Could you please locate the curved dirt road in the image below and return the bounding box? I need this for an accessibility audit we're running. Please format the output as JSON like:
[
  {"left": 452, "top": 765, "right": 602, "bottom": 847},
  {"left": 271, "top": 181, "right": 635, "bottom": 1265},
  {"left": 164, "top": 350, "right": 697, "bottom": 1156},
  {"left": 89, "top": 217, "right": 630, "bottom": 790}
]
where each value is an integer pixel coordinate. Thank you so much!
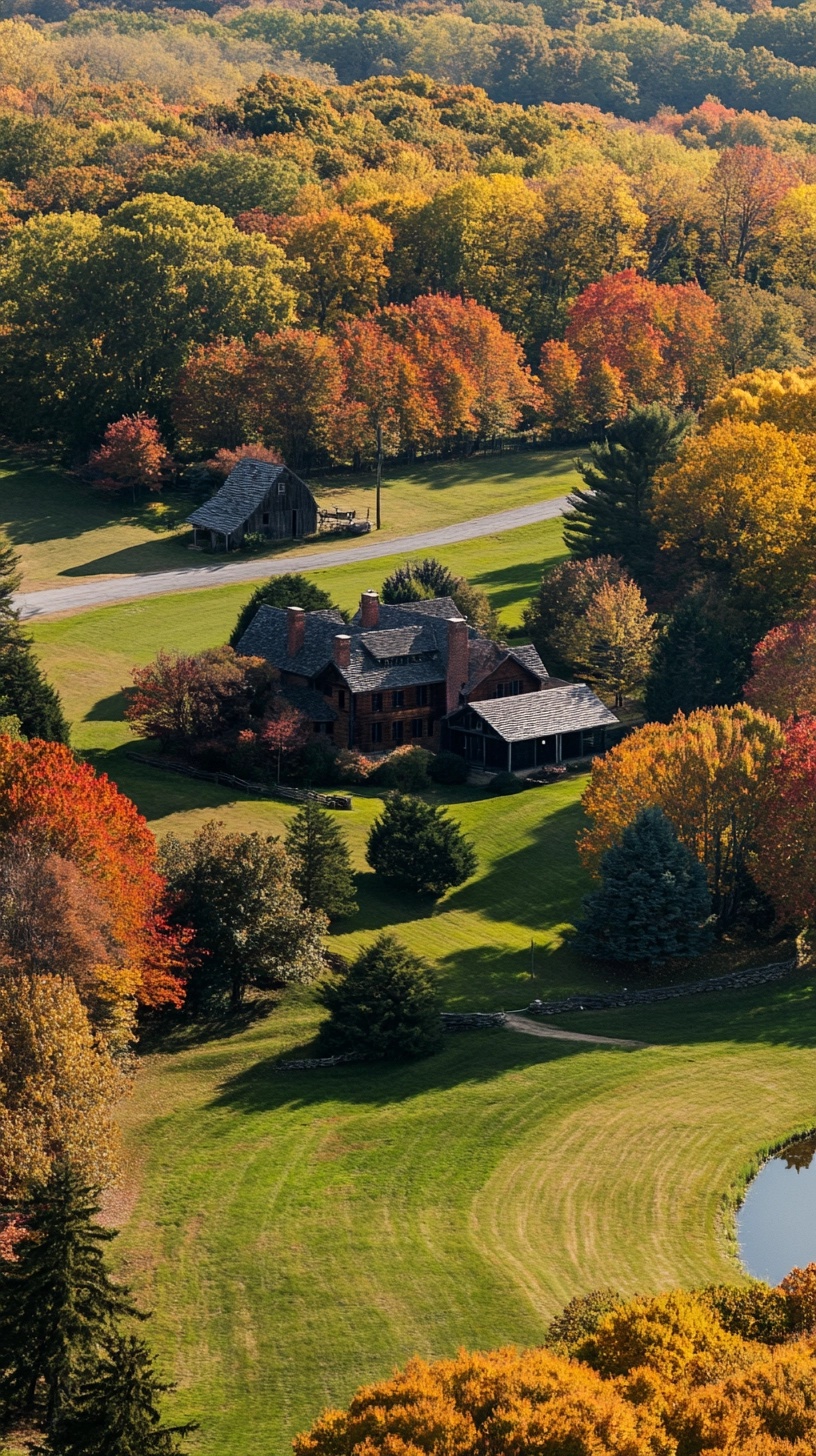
[{"left": 15, "top": 495, "right": 572, "bottom": 620}]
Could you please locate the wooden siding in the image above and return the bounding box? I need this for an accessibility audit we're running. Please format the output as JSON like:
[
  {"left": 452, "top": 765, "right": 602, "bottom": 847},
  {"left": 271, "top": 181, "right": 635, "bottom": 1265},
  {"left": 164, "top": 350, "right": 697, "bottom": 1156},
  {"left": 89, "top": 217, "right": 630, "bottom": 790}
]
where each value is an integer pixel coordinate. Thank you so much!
[{"left": 240, "top": 468, "right": 318, "bottom": 542}]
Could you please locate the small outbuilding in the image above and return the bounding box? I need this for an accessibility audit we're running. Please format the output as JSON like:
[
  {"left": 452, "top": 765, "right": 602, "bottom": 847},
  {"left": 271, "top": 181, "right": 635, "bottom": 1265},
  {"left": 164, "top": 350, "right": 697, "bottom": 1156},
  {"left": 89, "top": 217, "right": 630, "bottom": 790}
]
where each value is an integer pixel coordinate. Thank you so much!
[{"left": 188, "top": 459, "right": 318, "bottom": 550}]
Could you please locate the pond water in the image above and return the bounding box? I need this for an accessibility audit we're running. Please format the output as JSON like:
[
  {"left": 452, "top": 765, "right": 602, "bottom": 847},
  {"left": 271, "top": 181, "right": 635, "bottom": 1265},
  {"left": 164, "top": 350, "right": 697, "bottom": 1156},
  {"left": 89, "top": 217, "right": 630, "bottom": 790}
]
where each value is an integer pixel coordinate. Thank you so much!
[{"left": 738, "top": 1133, "right": 816, "bottom": 1285}]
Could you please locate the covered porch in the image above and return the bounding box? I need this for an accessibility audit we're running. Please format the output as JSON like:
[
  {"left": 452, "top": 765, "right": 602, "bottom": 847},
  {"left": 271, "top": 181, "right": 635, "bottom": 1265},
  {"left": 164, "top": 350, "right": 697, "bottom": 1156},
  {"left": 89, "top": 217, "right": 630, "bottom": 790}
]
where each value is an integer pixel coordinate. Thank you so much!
[{"left": 443, "top": 684, "right": 619, "bottom": 774}]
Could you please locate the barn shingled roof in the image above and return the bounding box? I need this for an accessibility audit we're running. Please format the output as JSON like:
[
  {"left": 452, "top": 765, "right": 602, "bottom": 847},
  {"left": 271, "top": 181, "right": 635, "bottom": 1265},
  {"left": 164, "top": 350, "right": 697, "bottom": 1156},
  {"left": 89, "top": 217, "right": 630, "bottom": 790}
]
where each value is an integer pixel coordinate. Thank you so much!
[{"left": 188, "top": 460, "right": 287, "bottom": 535}]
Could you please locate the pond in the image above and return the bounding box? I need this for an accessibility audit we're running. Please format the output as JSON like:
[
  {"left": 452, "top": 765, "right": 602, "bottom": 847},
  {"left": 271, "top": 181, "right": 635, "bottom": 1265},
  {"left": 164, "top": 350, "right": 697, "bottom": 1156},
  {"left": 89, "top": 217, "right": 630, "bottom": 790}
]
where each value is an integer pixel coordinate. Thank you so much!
[{"left": 738, "top": 1133, "right": 816, "bottom": 1285}]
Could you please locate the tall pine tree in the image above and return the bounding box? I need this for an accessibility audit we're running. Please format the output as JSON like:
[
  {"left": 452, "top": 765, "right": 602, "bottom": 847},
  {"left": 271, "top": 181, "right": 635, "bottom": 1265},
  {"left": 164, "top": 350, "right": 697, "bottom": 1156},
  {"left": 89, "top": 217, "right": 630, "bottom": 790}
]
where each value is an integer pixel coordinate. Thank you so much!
[
  {"left": 0, "top": 533, "right": 68, "bottom": 742},
  {"left": 645, "top": 587, "right": 753, "bottom": 722},
  {"left": 284, "top": 801, "right": 358, "bottom": 921},
  {"left": 565, "top": 404, "right": 691, "bottom": 584},
  {"left": 577, "top": 806, "right": 712, "bottom": 966},
  {"left": 39, "top": 1334, "right": 194, "bottom": 1456},
  {"left": 0, "top": 1166, "right": 138, "bottom": 1429}
]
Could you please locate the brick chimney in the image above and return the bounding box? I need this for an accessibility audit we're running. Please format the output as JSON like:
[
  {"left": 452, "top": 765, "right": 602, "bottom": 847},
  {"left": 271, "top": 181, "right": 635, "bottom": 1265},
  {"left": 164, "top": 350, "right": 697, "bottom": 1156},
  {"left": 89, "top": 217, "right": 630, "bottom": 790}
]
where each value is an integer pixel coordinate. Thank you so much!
[
  {"left": 287, "top": 606, "right": 305, "bottom": 657},
  {"left": 360, "top": 589, "right": 379, "bottom": 629},
  {"left": 445, "top": 617, "right": 469, "bottom": 714},
  {"left": 333, "top": 633, "right": 351, "bottom": 669}
]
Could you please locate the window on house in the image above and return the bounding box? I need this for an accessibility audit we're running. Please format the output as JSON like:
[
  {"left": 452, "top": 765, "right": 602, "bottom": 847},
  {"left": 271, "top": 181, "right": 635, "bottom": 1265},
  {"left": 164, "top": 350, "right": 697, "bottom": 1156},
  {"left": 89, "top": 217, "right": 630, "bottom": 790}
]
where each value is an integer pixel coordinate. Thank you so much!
[
  {"left": 371, "top": 692, "right": 383, "bottom": 712},
  {"left": 371, "top": 722, "right": 383, "bottom": 745},
  {"left": 412, "top": 719, "right": 423, "bottom": 738},
  {"left": 262, "top": 512, "right": 270, "bottom": 526},
  {"left": 277, "top": 480, "right": 286, "bottom": 495},
  {"left": 416, "top": 685, "right": 428, "bottom": 707},
  {"left": 392, "top": 690, "right": 404, "bottom": 709},
  {"left": 496, "top": 679, "right": 523, "bottom": 698},
  {"left": 338, "top": 690, "right": 346, "bottom": 710},
  {"left": 392, "top": 721, "right": 404, "bottom": 743},
  {"left": 427, "top": 717, "right": 435, "bottom": 736}
]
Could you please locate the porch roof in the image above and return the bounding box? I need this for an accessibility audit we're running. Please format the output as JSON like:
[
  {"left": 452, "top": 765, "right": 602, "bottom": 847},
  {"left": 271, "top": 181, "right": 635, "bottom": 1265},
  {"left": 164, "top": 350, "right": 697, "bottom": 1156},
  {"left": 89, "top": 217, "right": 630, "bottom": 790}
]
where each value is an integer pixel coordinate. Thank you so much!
[{"left": 464, "top": 684, "right": 618, "bottom": 742}]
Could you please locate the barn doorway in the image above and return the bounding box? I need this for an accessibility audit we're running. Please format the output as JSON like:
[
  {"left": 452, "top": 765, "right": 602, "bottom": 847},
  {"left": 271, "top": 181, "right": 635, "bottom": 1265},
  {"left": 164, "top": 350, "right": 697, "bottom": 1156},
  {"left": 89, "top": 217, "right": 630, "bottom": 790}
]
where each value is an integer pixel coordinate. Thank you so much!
[{"left": 292, "top": 509, "right": 299, "bottom": 537}]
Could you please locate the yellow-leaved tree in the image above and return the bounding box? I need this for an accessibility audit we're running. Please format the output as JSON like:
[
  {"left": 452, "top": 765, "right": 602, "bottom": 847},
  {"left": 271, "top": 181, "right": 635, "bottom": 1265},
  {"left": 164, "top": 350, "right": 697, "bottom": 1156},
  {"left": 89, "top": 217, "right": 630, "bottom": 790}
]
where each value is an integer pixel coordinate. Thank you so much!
[
  {"left": 0, "top": 974, "right": 122, "bottom": 1199},
  {"left": 651, "top": 418, "right": 816, "bottom": 615},
  {"left": 701, "top": 364, "right": 816, "bottom": 443},
  {"left": 579, "top": 705, "right": 783, "bottom": 925}
]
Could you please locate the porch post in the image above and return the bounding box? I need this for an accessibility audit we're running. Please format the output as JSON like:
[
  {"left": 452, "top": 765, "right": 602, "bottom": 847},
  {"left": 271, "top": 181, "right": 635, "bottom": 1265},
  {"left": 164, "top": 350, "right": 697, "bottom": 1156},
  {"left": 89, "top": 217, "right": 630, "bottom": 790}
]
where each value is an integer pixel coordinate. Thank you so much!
[
  {"left": 556, "top": 734, "right": 562, "bottom": 763},
  {"left": 507, "top": 740, "right": 512, "bottom": 771}
]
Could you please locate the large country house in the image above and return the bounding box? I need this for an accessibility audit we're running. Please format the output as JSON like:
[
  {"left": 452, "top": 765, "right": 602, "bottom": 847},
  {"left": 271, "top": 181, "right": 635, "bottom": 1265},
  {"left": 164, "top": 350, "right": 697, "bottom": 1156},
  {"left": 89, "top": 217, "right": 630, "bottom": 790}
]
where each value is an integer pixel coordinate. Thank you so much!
[{"left": 237, "top": 589, "right": 619, "bottom": 773}]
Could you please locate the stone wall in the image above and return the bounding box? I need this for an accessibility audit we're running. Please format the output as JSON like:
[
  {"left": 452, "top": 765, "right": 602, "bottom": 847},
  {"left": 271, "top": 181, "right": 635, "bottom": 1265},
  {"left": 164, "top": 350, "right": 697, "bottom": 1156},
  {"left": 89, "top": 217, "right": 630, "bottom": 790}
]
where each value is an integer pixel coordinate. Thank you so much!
[
  {"left": 441, "top": 1011, "right": 508, "bottom": 1031},
  {"left": 523, "top": 956, "right": 798, "bottom": 1018}
]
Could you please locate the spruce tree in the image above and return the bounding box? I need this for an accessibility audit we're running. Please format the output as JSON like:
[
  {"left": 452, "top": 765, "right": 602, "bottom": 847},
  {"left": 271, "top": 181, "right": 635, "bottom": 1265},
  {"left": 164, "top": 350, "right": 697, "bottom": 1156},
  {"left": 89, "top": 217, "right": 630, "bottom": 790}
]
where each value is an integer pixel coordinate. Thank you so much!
[
  {"left": 0, "top": 1166, "right": 138, "bottom": 1429},
  {"left": 284, "top": 801, "right": 358, "bottom": 920},
  {"left": 0, "top": 533, "right": 68, "bottom": 743},
  {"left": 577, "top": 806, "right": 712, "bottom": 966},
  {"left": 40, "top": 1335, "right": 194, "bottom": 1456},
  {"left": 366, "top": 793, "right": 476, "bottom": 898},
  {"left": 565, "top": 404, "right": 692, "bottom": 584},
  {"left": 229, "top": 573, "right": 338, "bottom": 647},
  {"left": 645, "top": 587, "right": 753, "bottom": 722},
  {"left": 319, "top": 934, "right": 443, "bottom": 1060}
]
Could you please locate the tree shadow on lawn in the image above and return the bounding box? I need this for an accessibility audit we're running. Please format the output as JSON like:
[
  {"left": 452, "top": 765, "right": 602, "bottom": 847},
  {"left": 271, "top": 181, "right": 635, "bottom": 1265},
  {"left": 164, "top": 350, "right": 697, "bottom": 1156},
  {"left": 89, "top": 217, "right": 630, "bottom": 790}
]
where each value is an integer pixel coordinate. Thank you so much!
[
  {"left": 209, "top": 1020, "right": 619, "bottom": 1117},
  {"left": 443, "top": 795, "right": 591, "bottom": 933},
  {"left": 470, "top": 552, "right": 569, "bottom": 615},
  {"left": 314, "top": 448, "right": 580, "bottom": 499},
  {"left": 84, "top": 690, "right": 130, "bottom": 722},
  {"left": 0, "top": 459, "right": 191, "bottom": 547}
]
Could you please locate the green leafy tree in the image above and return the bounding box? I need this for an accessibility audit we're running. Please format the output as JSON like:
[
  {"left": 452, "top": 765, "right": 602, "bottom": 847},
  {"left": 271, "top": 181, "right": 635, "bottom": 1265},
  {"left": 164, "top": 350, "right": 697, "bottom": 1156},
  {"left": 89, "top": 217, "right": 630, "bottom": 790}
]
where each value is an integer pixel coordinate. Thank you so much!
[
  {"left": 230, "top": 573, "right": 339, "bottom": 648},
  {"left": 577, "top": 806, "right": 712, "bottom": 965},
  {"left": 381, "top": 557, "right": 456, "bottom": 604},
  {"left": 284, "top": 801, "right": 358, "bottom": 921},
  {"left": 0, "top": 197, "right": 298, "bottom": 445},
  {"left": 565, "top": 404, "right": 692, "bottom": 584},
  {"left": 522, "top": 556, "right": 625, "bottom": 680},
  {"left": 0, "top": 533, "right": 68, "bottom": 743},
  {"left": 366, "top": 793, "right": 476, "bottom": 898},
  {"left": 0, "top": 1166, "right": 138, "bottom": 1430},
  {"left": 318, "top": 934, "right": 443, "bottom": 1061},
  {"left": 571, "top": 577, "right": 657, "bottom": 707},
  {"left": 160, "top": 821, "right": 326, "bottom": 1011},
  {"left": 40, "top": 1334, "right": 194, "bottom": 1456},
  {"left": 645, "top": 587, "right": 753, "bottom": 722}
]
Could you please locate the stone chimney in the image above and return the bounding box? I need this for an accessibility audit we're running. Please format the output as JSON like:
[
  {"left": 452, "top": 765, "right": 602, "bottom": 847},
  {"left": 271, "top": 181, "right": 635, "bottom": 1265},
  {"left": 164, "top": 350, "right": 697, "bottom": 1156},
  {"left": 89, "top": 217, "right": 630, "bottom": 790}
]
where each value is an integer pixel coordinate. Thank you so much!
[
  {"left": 287, "top": 606, "right": 305, "bottom": 657},
  {"left": 445, "top": 617, "right": 469, "bottom": 714},
  {"left": 360, "top": 589, "right": 379, "bottom": 629},
  {"left": 333, "top": 633, "right": 351, "bottom": 670}
]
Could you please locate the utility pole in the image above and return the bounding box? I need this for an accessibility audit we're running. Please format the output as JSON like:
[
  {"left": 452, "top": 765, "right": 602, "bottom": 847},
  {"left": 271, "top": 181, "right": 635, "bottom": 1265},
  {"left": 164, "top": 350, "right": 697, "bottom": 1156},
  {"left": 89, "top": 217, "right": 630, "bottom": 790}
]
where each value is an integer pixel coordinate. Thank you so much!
[{"left": 376, "top": 421, "right": 382, "bottom": 531}]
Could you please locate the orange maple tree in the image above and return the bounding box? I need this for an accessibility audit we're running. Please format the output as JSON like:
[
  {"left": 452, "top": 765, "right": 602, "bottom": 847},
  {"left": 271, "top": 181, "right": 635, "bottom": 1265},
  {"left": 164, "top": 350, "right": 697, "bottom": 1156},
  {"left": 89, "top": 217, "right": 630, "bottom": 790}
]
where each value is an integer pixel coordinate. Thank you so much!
[{"left": 0, "top": 736, "right": 186, "bottom": 1009}]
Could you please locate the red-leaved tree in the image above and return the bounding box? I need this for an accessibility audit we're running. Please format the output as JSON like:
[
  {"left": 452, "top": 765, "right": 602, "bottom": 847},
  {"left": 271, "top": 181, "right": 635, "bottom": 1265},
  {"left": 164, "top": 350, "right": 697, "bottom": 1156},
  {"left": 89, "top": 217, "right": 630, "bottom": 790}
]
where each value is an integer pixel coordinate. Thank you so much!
[
  {"left": 745, "top": 610, "right": 816, "bottom": 721},
  {"left": 87, "top": 414, "right": 171, "bottom": 499},
  {"left": 261, "top": 700, "right": 310, "bottom": 783},
  {"left": 755, "top": 713, "right": 816, "bottom": 926},
  {"left": 0, "top": 735, "right": 187, "bottom": 1008}
]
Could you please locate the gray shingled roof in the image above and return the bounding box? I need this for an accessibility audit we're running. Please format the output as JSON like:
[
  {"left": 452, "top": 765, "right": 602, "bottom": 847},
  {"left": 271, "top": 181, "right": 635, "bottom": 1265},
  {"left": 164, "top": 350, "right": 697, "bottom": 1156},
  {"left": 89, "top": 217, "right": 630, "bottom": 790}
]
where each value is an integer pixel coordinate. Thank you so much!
[
  {"left": 350, "top": 597, "right": 465, "bottom": 627},
  {"left": 360, "top": 625, "right": 438, "bottom": 660},
  {"left": 464, "top": 639, "right": 549, "bottom": 694},
  {"left": 466, "top": 684, "right": 618, "bottom": 742},
  {"left": 237, "top": 606, "right": 345, "bottom": 677},
  {"left": 188, "top": 460, "right": 285, "bottom": 535},
  {"left": 281, "top": 686, "right": 338, "bottom": 723}
]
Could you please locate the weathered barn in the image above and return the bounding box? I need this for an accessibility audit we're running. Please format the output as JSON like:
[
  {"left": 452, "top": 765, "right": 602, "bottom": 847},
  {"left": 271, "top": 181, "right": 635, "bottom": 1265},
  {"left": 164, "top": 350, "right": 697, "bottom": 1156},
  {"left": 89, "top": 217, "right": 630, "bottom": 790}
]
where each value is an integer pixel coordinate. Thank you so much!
[{"left": 187, "top": 460, "right": 318, "bottom": 550}]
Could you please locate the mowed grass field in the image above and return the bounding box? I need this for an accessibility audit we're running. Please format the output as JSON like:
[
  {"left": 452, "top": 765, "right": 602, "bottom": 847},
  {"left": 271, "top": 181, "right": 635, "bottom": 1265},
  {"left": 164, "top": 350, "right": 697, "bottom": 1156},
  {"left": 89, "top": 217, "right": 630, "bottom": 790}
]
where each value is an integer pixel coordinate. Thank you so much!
[
  {"left": 115, "top": 973, "right": 816, "bottom": 1456},
  {"left": 2, "top": 447, "right": 580, "bottom": 590}
]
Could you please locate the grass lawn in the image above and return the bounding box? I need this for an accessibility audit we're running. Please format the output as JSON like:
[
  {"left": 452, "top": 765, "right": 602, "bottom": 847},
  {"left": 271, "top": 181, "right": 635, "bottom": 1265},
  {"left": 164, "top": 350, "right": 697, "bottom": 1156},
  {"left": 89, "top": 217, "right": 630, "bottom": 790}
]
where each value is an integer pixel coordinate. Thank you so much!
[
  {"left": 2, "top": 448, "right": 579, "bottom": 591},
  {"left": 115, "top": 971, "right": 816, "bottom": 1456}
]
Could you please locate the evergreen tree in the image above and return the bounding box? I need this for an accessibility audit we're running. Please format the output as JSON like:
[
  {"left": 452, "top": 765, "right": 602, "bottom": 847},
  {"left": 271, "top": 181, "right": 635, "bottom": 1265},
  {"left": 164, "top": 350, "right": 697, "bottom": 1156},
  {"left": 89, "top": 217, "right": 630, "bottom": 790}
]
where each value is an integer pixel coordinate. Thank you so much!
[
  {"left": 381, "top": 558, "right": 457, "bottom": 604},
  {"left": 577, "top": 806, "right": 712, "bottom": 966},
  {"left": 0, "top": 534, "right": 68, "bottom": 743},
  {"left": 319, "top": 934, "right": 443, "bottom": 1061},
  {"left": 40, "top": 1334, "right": 194, "bottom": 1456},
  {"left": 0, "top": 1166, "right": 138, "bottom": 1429},
  {"left": 565, "top": 404, "right": 692, "bottom": 583},
  {"left": 284, "top": 801, "right": 358, "bottom": 921},
  {"left": 229, "top": 573, "right": 339, "bottom": 647},
  {"left": 366, "top": 793, "right": 476, "bottom": 898},
  {"left": 645, "top": 587, "right": 753, "bottom": 722}
]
